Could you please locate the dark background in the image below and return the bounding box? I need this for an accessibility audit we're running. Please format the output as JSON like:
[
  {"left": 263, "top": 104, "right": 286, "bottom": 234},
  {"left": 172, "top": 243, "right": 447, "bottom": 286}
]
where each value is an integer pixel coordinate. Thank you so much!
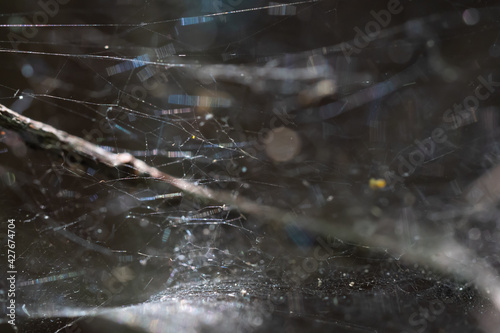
[{"left": 1, "top": 0, "right": 500, "bottom": 332}]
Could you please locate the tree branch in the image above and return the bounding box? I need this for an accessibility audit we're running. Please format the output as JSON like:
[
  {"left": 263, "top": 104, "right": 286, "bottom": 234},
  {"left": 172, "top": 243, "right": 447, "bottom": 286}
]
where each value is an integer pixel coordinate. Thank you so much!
[
  {"left": 0, "top": 103, "right": 294, "bottom": 231},
  {"left": 2, "top": 103, "right": 500, "bottom": 314}
]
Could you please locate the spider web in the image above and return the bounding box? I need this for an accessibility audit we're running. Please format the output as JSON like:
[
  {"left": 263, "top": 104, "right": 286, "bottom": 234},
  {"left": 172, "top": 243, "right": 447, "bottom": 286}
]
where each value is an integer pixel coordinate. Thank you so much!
[{"left": 1, "top": 1, "right": 500, "bottom": 332}]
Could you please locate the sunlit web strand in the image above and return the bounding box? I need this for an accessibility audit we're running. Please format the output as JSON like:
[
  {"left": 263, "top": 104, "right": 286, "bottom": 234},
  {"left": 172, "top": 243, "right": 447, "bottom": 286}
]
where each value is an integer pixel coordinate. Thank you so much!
[
  {"left": 0, "top": 48, "right": 194, "bottom": 68},
  {"left": 0, "top": 0, "right": 321, "bottom": 28}
]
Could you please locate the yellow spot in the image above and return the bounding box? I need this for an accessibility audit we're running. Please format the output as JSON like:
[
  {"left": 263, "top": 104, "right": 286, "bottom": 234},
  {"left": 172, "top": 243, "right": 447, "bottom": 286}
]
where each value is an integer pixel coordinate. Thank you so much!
[
  {"left": 2, "top": 172, "right": 16, "bottom": 186},
  {"left": 369, "top": 178, "right": 386, "bottom": 190}
]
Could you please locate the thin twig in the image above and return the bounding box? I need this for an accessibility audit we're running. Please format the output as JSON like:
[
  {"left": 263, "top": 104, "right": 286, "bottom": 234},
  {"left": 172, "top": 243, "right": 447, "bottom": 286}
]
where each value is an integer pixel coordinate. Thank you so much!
[
  {"left": 2, "top": 103, "right": 500, "bottom": 314},
  {"left": 0, "top": 103, "right": 298, "bottom": 230}
]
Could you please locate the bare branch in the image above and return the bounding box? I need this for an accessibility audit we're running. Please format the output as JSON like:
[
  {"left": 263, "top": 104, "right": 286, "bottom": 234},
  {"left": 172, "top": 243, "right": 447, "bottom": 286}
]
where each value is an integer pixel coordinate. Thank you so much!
[
  {"left": 0, "top": 103, "right": 295, "bottom": 231},
  {"left": 2, "top": 103, "right": 500, "bottom": 314}
]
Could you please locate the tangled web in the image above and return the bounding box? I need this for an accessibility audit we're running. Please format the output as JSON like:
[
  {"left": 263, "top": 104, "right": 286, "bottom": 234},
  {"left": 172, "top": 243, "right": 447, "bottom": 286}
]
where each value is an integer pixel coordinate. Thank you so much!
[{"left": 1, "top": 0, "right": 500, "bottom": 332}]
